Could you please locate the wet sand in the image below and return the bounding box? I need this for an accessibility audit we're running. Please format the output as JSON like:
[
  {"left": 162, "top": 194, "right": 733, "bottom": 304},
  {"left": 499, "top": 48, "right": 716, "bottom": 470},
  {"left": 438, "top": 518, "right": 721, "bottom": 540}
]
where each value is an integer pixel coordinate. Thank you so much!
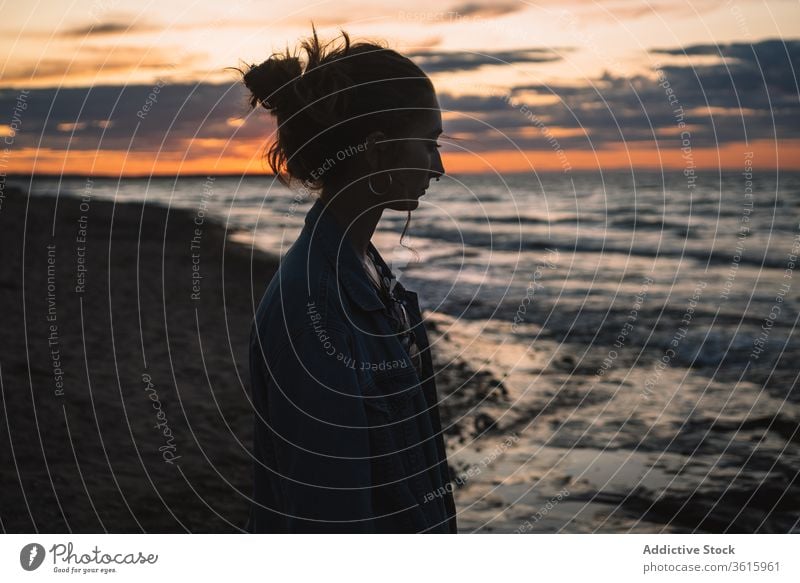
[{"left": 426, "top": 304, "right": 799, "bottom": 533}]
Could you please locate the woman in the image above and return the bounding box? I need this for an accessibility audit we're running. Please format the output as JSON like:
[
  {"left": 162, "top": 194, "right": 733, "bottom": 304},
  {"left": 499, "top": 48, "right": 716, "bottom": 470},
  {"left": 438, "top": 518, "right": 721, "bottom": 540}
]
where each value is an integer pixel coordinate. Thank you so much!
[{"left": 242, "top": 27, "right": 457, "bottom": 533}]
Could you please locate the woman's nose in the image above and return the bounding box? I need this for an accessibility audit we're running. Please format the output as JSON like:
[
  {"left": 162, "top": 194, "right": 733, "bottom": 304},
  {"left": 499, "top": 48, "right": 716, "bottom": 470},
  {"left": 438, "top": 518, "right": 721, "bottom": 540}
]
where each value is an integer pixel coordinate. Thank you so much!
[{"left": 431, "top": 153, "right": 445, "bottom": 181}]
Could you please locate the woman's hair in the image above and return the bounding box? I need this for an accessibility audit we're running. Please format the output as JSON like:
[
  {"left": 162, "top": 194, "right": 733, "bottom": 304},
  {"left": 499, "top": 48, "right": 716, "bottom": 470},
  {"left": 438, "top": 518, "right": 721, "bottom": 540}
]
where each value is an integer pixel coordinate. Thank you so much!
[{"left": 237, "top": 25, "right": 435, "bottom": 192}]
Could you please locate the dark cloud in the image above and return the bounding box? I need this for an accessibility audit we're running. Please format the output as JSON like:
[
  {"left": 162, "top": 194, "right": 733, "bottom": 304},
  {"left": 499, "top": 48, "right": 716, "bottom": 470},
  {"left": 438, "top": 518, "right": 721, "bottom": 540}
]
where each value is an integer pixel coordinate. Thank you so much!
[
  {"left": 652, "top": 39, "right": 800, "bottom": 94},
  {"left": 0, "top": 81, "right": 265, "bottom": 154},
  {"left": 651, "top": 38, "right": 797, "bottom": 60},
  {"left": 553, "top": 0, "right": 741, "bottom": 21},
  {"left": 58, "top": 20, "right": 157, "bottom": 37},
  {"left": 407, "top": 48, "right": 567, "bottom": 73},
  {"left": 438, "top": 38, "right": 799, "bottom": 150},
  {"left": 447, "top": 2, "right": 523, "bottom": 18}
]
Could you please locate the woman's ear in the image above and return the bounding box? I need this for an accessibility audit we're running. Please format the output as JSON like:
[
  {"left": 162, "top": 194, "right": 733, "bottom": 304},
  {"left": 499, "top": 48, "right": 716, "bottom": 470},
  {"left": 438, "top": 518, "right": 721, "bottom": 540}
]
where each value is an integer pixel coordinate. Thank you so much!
[{"left": 363, "top": 130, "right": 389, "bottom": 171}]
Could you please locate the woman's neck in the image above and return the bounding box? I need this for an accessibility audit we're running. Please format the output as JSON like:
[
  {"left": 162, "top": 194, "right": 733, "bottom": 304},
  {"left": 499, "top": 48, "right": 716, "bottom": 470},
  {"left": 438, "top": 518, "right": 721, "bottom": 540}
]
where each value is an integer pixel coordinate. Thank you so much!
[{"left": 319, "top": 193, "right": 383, "bottom": 261}]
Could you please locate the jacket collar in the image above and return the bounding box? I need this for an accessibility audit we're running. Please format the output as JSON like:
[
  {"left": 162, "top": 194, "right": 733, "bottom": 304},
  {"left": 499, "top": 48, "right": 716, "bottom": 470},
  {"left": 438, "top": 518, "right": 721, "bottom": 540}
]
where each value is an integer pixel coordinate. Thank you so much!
[{"left": 303, "top": 198, "right": 386, "bottom": 312}]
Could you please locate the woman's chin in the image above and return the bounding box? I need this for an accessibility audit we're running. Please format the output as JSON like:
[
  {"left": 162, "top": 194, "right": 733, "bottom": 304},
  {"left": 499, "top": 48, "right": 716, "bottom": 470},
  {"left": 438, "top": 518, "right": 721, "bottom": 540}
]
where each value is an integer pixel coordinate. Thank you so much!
[{"left": 386, "top": 197, "right": 420, "bottom": 211}]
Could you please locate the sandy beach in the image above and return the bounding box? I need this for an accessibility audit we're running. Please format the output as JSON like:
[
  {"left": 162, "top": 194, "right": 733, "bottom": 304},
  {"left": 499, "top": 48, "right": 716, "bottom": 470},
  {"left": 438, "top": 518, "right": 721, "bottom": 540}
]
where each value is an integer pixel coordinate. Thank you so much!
[{"left": 0, "top": 186, "right": 282, "bottom": 531}]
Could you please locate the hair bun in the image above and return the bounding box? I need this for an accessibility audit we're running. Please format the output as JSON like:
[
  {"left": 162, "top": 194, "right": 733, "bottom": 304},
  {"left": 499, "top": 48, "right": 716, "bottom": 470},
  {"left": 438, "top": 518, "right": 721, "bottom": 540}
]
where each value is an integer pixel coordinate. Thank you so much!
[
  {"left": 242, "top": 55, "right": 303, "bottom": 113},
  {"left": 235, "top": 26, "right": 432, "bottom": 190}
]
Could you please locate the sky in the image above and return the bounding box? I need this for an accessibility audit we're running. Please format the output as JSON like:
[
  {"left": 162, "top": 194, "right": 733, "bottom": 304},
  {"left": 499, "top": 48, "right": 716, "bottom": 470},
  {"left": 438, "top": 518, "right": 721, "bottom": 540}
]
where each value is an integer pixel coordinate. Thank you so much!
[{"left": 1, "top": 0, "right": 799, "bottom": 175}]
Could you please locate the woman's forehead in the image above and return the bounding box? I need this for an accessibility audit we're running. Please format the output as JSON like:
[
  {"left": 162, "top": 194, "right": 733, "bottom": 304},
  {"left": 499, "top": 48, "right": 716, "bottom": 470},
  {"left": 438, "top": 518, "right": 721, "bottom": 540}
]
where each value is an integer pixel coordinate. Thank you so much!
[{"left": 407, "top": 107, "right": 442, "bottom": 136}]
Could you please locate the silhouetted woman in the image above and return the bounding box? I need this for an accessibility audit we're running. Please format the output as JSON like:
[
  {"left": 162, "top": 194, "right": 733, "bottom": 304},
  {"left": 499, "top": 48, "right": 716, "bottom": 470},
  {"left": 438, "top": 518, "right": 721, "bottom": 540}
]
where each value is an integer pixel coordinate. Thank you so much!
[{"left": 241, "top": 27, "right": 457, "bottom": 533}]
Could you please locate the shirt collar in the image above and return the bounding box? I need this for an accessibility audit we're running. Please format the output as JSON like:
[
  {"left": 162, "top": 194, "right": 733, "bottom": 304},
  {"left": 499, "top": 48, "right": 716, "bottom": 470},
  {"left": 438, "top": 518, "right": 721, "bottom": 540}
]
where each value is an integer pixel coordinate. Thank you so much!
[{"left": 303, "top": 197, "right": 386, "bottom": 312}]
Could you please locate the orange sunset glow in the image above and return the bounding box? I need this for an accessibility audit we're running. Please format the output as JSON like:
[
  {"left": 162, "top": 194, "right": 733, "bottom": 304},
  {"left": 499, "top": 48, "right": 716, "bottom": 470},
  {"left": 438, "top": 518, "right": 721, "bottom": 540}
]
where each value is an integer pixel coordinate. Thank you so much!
[{"left": 8, "top": 140, "right": 799, "bottom": 177}]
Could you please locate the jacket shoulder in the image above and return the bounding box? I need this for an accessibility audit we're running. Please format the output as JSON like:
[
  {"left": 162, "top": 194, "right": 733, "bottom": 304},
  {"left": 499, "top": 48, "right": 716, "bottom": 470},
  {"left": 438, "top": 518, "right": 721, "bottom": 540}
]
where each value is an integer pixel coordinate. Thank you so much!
[{"left": 253, "top": 235, "right": 349, "bottom": 354}]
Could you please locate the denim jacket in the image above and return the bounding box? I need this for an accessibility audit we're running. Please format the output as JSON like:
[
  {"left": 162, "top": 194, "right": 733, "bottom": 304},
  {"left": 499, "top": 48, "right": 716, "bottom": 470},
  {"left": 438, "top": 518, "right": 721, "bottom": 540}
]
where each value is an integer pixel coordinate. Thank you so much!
[{"left": 245, "top": 198, "right": 458, "bottom": 533}]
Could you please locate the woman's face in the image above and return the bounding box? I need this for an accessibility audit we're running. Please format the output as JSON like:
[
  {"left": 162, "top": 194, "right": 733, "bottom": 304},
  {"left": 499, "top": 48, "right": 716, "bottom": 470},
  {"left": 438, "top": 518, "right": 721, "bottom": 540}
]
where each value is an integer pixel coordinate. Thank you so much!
[{"left": 381, "top": 93, "right": 445, "bottom": 212}]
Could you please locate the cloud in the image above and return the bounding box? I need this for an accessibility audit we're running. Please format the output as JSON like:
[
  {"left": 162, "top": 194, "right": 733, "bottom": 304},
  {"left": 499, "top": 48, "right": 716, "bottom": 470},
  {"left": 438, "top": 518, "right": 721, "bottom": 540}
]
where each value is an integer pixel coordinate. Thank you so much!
[
  {"left": 403, "top": 0, "right": 728, "bottom": 23},
  {"left": 436, "top": 38, "right": 799, "bottom": 150},
  {"left": 447, "top": 1, "right": 523, "bottom": 18},
  {"left": 651, "top": 39, "right": 800, "bottom": 94},
  {"left": 0, "top": 81, "right": 264, "bottom": 155},
  {"left": 58, "top": 19, "right": 158, "bottom": 37},
  {"left": 1, "top": 45, "right": 202, "bottom": 85},
  {"left": 407, "top": 47, "right": 569, "bottom": 73},
  {"left": 530, "top": 0, "right": 742, "bottom": 21},
  {"left": 652, "top": 38, "right": 798, "bottom": 60},
  {"left": 651, "top": 39, "right": 800, "bottom": 104},
  {"left": 1, "top": 39, "right": 795, "bottom": 167}
]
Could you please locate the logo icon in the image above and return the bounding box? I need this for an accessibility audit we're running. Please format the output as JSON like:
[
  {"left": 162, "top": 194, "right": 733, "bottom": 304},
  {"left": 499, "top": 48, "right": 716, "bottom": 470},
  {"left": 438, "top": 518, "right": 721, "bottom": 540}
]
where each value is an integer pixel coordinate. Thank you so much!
[{"left": 20, "top": 543, "right": 46, "bottom": 571}]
